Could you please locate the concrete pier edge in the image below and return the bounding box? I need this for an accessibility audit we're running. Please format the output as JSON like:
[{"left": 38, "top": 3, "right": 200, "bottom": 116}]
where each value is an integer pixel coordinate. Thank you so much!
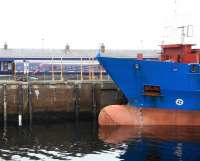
[{"left": 0, "top": 80, "right": 127, "bottom": 124}]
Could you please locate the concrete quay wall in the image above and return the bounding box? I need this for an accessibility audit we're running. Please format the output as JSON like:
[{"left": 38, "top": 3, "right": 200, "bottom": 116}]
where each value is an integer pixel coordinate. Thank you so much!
[{"left": 0, "top": 80, "right": 127, "bottom": 123}]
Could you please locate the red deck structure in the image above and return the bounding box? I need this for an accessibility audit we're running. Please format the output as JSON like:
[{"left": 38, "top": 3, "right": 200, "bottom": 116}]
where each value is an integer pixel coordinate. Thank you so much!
[{"left": 161, "top": 44, "right": 200, "bottom": 63}]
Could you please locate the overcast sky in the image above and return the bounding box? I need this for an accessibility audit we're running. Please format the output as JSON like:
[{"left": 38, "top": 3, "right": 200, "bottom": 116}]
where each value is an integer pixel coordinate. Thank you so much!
[{"left": 0, "top": 0, "right": 199, "bottom": 49}]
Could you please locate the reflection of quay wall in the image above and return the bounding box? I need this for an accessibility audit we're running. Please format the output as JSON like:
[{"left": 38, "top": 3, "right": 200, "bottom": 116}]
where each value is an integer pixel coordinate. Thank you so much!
[
  {"left": 0, "top": 122, "right": 108, "bottom": 160},
  {"left": 0, "top": 80, "right": 126, "bottom": 122}
]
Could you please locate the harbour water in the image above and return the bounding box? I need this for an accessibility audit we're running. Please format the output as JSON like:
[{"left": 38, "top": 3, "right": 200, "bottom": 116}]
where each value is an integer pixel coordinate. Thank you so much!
[{"left": 0, "top": 122, "right": 200, "bottom": 161}]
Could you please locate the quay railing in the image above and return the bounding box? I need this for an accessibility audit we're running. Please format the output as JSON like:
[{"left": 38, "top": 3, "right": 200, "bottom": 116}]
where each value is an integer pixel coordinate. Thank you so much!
[{"left": 6, "top": 57, "right": 111, "bottom": 82}]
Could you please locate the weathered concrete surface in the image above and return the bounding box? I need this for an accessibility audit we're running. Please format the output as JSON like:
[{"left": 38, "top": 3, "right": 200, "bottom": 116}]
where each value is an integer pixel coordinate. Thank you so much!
[{"left": 0, "top": 80, "right": 127, "bottom": 123}]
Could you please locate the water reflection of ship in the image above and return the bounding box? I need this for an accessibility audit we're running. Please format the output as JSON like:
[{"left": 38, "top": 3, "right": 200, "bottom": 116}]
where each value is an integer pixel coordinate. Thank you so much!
[{"left": 99, "top": 126, "right": 200, "bottom": 161}]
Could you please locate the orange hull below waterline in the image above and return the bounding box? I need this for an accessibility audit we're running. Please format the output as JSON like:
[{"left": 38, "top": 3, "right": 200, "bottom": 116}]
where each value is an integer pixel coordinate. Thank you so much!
[{"left": 98, "top": 105, "right": 200, "bottom": 126}]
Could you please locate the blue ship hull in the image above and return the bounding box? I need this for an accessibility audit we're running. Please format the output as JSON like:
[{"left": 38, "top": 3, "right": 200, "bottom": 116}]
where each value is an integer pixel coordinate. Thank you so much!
[{"left": 97, "top": 55, "right": 200, "bottom": 110}]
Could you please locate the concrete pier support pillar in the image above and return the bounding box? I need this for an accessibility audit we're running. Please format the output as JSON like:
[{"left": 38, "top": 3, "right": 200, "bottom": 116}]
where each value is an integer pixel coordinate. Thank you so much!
[
  {"left": 92, "top": 83, "right": 97, "bottom": 119},
  {"left": 18, "top": 84, "right": 23, "bottom": 126},
  {"left": 3, "top": 84, "right": 7, "bottom": 128},
  {"left": 74, "top": 83, "right": 80, "bottom": 120},
  {"left": 28, "top": 84, "right": 32, "bottom": 125}
]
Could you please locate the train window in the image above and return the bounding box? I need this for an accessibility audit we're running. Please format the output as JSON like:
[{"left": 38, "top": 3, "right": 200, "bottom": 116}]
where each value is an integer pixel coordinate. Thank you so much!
[
  {"left": 0, "top": 62, "right": 14, "bottom": 72},
  {"left": 8, "top": 62, "right": 12, "bottom": 70},
  {"left": 0, "top": 62, "right": 3, "bottom": 71},
  {"left": 3, "top": 62, "right": 8, "bottom": 71}
]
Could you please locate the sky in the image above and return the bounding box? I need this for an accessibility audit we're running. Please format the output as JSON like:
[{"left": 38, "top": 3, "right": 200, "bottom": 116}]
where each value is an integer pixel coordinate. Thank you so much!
[{"left": 0, "top": 0, "right": 199, "bottom": 49}]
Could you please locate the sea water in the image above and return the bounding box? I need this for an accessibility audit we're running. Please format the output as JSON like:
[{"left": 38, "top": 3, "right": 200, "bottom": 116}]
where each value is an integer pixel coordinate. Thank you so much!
[{"left": 0, "top": 122, "right": 200, "bottom": 161}]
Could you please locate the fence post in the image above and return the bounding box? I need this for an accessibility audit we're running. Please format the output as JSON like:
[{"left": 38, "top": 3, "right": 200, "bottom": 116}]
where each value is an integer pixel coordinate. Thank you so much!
[
  {"left": 80, "top": 57, "right": 83, "bottom": 81},
  {"left": 100, "top": 66, "right": 103, "bottom": 81},
  {"left": 92, "top": 58, "right": 94, "bottom": 80},
  {"left": 51, "top": 57, "right": 55, "bottom": 81},
  {"left": 88, "top": 57, "right": 91, "bottom": 80},
  {"left": 60, "top": 57, "right": 64, "bottom": 81}
]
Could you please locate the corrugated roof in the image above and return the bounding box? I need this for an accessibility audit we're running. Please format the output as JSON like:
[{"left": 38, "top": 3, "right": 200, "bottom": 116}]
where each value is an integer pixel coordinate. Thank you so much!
[{"left": 0, "top": 48, "right": 160, "bottom": 59}]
